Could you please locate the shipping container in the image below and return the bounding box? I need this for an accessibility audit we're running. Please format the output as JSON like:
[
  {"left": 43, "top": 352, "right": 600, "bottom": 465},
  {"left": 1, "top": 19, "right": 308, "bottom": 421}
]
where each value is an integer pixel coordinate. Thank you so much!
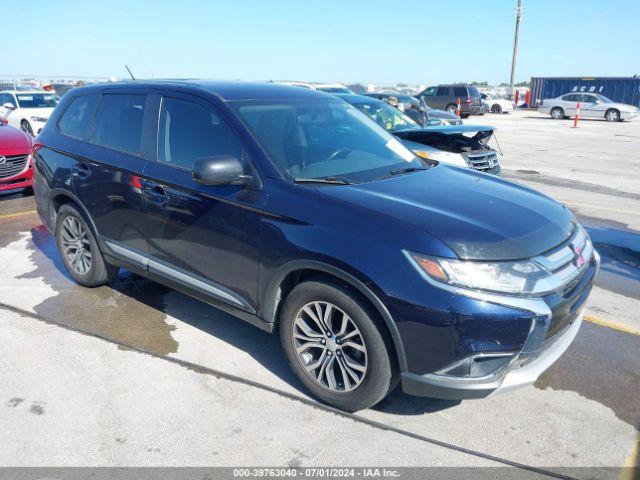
[{"left": 530, "top": 77, "right": 640, "bottom": 108}]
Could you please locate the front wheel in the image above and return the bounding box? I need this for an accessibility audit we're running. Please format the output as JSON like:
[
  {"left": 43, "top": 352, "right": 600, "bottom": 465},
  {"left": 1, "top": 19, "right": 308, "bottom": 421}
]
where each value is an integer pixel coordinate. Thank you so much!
[
  {"left": 279, "top": 281, "right": 396, "bottom": 411},
  {"left": 550, "top": 107, "right": 564, "bottom": 119},
  {"left": 605, "top": 109, "right": 620, "bottom": 122},
  {"left": 491, "top": 104, "right": 502, "bottom": 114},
  {"left": 20, "top": 120, "right": 34, "bottom": 136},
  {"left": 445, "top": 104, "right": 457, "bottom": 114}
]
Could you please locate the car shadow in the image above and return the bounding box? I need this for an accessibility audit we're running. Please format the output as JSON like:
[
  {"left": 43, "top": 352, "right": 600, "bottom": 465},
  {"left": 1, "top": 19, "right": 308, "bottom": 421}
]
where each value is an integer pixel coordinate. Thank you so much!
[{"left": 27, "top": 226, "right": 458, "bottom": 416}]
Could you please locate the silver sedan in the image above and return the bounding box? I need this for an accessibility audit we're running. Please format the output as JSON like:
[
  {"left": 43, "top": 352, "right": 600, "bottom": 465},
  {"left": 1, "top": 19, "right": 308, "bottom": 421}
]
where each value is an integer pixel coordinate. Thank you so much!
[{"left": 539, "top": 93, "right": 639, "bottom": 121}]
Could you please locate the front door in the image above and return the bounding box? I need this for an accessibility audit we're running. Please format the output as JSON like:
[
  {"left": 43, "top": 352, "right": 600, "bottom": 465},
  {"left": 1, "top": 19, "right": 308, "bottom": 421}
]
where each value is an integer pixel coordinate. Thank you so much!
[{"left": 141, "top": 94, "right": 264, "bottom": 313}]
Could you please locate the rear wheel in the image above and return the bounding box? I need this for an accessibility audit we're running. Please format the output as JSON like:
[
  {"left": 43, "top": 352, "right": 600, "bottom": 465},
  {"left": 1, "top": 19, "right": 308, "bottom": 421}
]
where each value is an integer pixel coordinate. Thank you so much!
[
  {"left": 55, "top": 204, "right": 118, "bottom": 287},
  {"left": 279, "top": 281, "right": 396, "bottom": 411},
  {"left": 20, "top": 120, "right": 34, "bottom": 136},
  {"left": 605, "top": 109, "right": 620, "bottom": 122},
  {"left": 550, "top": 107, "right": 564, "bottom": 119},
  {"left": 491, "top": 104, "right": 502, "bottom": 114}
]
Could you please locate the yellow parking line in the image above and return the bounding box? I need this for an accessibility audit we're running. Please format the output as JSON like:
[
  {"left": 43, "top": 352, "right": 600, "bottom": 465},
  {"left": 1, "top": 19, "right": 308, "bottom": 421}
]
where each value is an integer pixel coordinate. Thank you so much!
[
  {"left": 619, "top": 433, "right": 639, "bottom": 480},
  {"left": 0, "top": 209, "right": 37, "bottom": 220},
  {"left": 584, "top": 314, "right": 640, "bottom": 336}
]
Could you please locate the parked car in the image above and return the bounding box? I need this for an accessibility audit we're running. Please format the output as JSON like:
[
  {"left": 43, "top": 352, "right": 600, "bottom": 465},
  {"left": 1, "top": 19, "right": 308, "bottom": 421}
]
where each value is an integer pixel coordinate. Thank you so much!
[
  {"left": 338, "top": 94, "right": 501, "bottom": 174},
  {"left": 366, "top": 92, "right": 462, "bottom": 125},
  {"left": 314, "top": 83, "right": 354, "bottom": 94},
  {"left": 0, "top": 90, "right": 60, "bottom": 136},
  {"left": 539, "top": 93, "right": 640, "bottom": 121},
  {"left": 0, "top": 122, "right": 33, "bottom": 193},
  {"left": 481, "top": 94, "right": 515, "bottom": 114},
  {"left": 34, "top": 81, "right": 598, "bottom": 411},
  {"left": 417, "top": 84, "right": 483, "bottom": 118}
]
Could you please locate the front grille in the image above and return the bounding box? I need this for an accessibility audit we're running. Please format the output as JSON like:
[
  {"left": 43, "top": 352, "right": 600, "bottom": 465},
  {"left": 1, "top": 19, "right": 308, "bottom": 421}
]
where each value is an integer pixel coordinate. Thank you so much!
[
  {"left": 0, "top": 155, "right": 29, "bottom": 179},
  {"left": 465, "top": 151, "right": 498, "bottom": 171}
]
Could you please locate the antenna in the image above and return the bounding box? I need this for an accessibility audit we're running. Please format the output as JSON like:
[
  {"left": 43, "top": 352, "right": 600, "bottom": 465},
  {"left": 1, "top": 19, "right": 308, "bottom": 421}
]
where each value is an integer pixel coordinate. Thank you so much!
[{"left": 125, "top": 65, "right": 136, "bottom": 80}]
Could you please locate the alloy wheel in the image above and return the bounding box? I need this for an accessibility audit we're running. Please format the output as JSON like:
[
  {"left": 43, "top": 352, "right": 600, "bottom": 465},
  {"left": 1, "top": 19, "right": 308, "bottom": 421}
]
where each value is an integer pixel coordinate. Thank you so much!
[
  {"left": 606, "top": 110, "right": 619, "bottom": 121},
  {"left": 21, "top": 121, "right": 34, "bottom": 136},
  {"left": 60, "top": 216, "right": 92, "bottom": 275},
  {"left": 292, "top": 301, "right": 367, "bottom": 392}
]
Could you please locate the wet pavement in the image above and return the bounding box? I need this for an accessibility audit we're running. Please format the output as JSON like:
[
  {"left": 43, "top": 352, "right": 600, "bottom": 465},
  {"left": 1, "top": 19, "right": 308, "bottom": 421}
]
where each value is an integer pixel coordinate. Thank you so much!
[{"left": 1, "top": 188, "right": 638, "bottom": 472}]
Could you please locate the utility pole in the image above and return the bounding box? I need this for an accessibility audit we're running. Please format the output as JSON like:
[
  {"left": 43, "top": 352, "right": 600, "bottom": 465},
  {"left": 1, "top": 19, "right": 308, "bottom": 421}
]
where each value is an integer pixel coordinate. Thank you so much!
[{"left": 509, "top": 0, "right": 523, "bottom": 94}]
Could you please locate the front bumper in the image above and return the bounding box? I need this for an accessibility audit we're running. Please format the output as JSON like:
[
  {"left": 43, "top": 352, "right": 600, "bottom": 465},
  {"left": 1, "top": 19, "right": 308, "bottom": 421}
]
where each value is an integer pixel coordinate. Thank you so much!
[
  {"left": 621, "top": 111, "right": 639, "bottom": 121},
  {"left": 399, "top": 243, "right": 599, "bottom": 400},
  {"left": 401, "top": 309, "right": 583, "bottom": 399}
]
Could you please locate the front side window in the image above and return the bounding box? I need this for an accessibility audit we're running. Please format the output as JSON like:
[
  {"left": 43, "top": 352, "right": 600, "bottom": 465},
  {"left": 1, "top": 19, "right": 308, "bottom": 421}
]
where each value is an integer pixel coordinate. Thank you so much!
[
  {"left": 158, "top": 97, "right": 244, "bottom": 170},
  {"left": 16, "top": 93, "right": 59, "bottom": 108},
  {"left": 232, "top": 98, "right": 422, "bottom": 183},
  {"left": 91, "top": 94, "right": 146, "bottom": 155},
  {"left": 421, "top": 87, "right": 437, "bottom": 97},
  {"left": 57, "top": 95, "right": 99, "bottom": 139}
]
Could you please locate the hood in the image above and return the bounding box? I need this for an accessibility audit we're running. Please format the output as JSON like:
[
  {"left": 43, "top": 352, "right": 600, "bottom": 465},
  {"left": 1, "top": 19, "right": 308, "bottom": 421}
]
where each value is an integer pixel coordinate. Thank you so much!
[
  {"left": 394, "top": 124, "right": 495, "bottom": 143},
  {"left": 316, "top": 165, "right": 574, "bottom": 261},
  {"left": 425, "top": 109, "right": 459, "bottom": 121},
  {"left": 0, "top": 125, "right": 31, "bottom": 150},
  {"left": 610, "top": 102, "right": 639, "bottom": 112}
]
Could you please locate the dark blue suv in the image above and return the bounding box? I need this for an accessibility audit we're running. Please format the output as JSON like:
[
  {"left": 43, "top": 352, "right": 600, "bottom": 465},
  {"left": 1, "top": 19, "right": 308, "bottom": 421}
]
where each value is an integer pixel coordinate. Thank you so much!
[{"left": 33, "top": 81, "right": 599, "bottom": 411}]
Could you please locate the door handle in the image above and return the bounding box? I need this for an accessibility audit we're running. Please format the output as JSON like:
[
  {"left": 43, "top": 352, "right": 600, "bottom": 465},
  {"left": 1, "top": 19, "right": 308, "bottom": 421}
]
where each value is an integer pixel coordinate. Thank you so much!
[
  {"left": 143, "top": 183, "right": 169, "bottom": 206},
  {"left": 71, "top": 163, "right": 91, "bottom": 179}
]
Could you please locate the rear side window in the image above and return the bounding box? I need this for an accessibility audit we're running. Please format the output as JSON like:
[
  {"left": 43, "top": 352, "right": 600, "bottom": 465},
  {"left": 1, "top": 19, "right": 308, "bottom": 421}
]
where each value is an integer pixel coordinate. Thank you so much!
[
  {"left": 57, "top": 95, "right": 98, "bottom": 139},
  {"left": 158, "top": 97, "right": 243, "bottom": 170},
  {"left": 453, "top": 86, "right": 468, "bottom": 97},
  {"left": 91, "top": 94, "right": 146, "bottom": 155},
  {"left": 436, "top": 86, "right": 451, "bottom": 96}
]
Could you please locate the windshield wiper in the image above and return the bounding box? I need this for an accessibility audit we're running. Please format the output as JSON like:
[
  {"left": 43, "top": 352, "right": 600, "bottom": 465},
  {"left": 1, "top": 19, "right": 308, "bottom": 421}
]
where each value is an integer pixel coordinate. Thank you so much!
[
  {"left": 373, "top": 166, "right": 429, "bottom": 182},
  {"left": 293, "top": 176, "right": 356, "bottom": 185}
]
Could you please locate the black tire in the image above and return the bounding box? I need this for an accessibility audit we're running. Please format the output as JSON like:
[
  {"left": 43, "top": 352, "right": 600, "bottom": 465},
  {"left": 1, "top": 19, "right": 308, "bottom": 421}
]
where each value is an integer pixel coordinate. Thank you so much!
[
  {"left": 461, "top": 113, "right": 470, "bottom": 119},
  {"left": 605, "top": 109, "right": 620, "bottom": 122},
  {"left": 22, "top": 186, "right": 34, "bottom": 196},
  {"left": 445, "top": 104, "right": 458, "bottom": 114},
  {"left": 279, "top": 280, "right": 396, "bottom": 411},
  {"left": 55, "top": 204, "right": 118, "bottom": 287},
  {"left": 550, "top": 107, "right": 564, "bottom": 120},
  {"left": 491, "top": 104, "right": 502, "bottom": 114},
  {"left": 20, "top": 120, "right": 34, "bottom": 136}
]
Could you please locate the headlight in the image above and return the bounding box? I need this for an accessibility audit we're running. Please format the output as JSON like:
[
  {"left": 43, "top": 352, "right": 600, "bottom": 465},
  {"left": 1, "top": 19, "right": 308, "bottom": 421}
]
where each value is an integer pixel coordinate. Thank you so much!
[
  {"left": 406, "top": 226, "right": 594, "bottom": 296},
  {"left": 30, "top": 116, "right": 48, "bottom": 123},
  {"left": 413, "top": 150, "right": 468, "bottom": 167},
  {"left": 407, "top": 252, "right": 547, "bottom": 294}
]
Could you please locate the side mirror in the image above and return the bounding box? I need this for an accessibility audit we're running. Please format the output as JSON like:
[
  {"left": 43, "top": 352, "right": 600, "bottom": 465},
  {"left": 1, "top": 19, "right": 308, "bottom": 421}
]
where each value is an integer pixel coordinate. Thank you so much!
[
  {"left": 2, "top": 103, "right": 15, "bottom": 110},
  {"left": 192, "top": 155, "right": 253, "bottom": 187}
]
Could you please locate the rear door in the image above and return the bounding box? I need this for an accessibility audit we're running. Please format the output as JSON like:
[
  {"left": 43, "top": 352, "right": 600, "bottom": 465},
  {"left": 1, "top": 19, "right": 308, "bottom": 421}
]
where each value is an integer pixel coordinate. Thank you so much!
[
  {"left": 140, "top": 93, "right": 264, "bottom": 314},
  {"left": 71, "top": 91, "right": 154, "bottom": 266},
  {"left": 434, "top": 86, "right": 453, "bottom": 110},
  {"left": 561, "top": 94, "right": 580, "bottom": 116}
]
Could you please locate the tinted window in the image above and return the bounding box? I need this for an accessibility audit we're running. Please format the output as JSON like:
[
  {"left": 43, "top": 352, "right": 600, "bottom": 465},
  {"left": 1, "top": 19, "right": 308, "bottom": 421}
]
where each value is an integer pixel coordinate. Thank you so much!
[
  {"left": 453, "top": 86, "right": 468, "bottom": 97},
  {"left": 233, "top": 99, "right": 422, "bottom": 183},
  {"left": 16, "top": 93, "right": 59, "bottom": 108},
  {"left": 581, "top": 94, "right": 597, "bottom": 104},
  {"left": 57, "top": 95, "right": 98, "bottom": 139},
  {"left": 562, "top": 94, "right": 579, "bottom": 102},
  {"left": 1, "top": 94, "right": 16, "bottom": 108},
  {"left": 436, "top": 86, "right": 451, "bottom": 96},
  {"left": 91, "top": 94, "right": 145, "bottom": 155},
  {"left": 158, "top": 97, "right": 243, "bottom": 170},
  {"left": 421, "top": 87, "right": 437, "bottom": 97},
  {"left": 468, "top": 86, "right": 481, "bottom": 98}
]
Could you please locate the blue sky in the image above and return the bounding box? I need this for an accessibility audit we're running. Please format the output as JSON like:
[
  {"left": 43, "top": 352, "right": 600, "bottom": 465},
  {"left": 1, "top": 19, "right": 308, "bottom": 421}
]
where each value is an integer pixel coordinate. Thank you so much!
[{"left": 3, "top": 0, "right": 639, "bottom": 85}]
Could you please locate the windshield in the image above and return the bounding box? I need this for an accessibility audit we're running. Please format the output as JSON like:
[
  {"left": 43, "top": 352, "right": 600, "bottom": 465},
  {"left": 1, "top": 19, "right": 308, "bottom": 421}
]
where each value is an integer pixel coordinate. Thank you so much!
[
  {"left": 16, "top": 93, "right": 59, "bottom": 108},
  {"left": 594, "top": 94, "right": 614, "bottom": 103},
  {"left": 232, "top": 99, "right": 423, "bottom": 183},
  {"left": 317, "top": 87, "right": 352, "bottom": 94},
  {"left": 352, "top": 100, "right": 420, "bottom": 132}
]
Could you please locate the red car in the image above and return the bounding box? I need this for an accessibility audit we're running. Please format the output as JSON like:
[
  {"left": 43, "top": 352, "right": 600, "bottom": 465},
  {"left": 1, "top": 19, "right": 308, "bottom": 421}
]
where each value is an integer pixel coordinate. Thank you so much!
[{"left": 0, "top": 118, "right": 33, "bottom": 193}]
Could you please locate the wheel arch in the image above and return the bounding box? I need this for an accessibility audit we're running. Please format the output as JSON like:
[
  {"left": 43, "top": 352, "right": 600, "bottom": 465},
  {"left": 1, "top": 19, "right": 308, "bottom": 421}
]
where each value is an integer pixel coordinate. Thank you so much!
[
  {"left": 48, "top": 189, "right": 99, "bottom": 237},
  {"left": 263, "top": 260, "right": 408, "bottom": 371}
]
